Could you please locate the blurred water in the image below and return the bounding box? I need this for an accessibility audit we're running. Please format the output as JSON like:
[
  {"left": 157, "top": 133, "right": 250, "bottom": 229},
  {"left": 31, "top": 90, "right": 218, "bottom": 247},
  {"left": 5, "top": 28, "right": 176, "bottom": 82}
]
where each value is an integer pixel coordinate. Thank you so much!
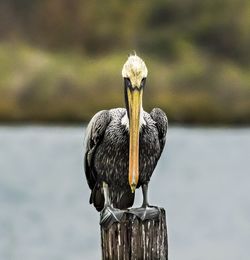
[{"left": 0, "top": 126, "right": 249, "bottom": 260}]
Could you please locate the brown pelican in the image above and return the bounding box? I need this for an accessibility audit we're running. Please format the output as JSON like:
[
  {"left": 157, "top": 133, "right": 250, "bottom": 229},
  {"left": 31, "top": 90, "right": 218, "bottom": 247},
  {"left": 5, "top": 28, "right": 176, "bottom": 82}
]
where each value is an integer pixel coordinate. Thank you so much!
[{"left": 84, "top": 54, "right": 168, "bottom": 226}]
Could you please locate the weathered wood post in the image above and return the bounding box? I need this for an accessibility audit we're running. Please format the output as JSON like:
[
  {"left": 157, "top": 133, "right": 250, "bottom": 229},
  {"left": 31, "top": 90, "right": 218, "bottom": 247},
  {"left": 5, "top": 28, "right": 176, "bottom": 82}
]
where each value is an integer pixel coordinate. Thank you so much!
[{"left": 101, "top": 208, "right": 168, "bottom": 260}]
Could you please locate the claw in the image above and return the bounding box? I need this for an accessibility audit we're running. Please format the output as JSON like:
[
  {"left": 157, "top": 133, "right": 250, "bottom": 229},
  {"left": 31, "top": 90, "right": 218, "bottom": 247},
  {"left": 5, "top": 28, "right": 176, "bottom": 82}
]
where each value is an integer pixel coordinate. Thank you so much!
[{"left": 100, "top": 206, "right": 125, "bottom": 229}]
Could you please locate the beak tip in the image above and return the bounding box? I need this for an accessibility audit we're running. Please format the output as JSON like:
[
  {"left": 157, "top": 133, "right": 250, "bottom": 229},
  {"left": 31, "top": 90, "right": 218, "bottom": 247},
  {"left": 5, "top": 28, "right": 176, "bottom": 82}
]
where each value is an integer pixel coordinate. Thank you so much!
[{"left": 130, "top": 184, "right": 136, "bottom": 193}]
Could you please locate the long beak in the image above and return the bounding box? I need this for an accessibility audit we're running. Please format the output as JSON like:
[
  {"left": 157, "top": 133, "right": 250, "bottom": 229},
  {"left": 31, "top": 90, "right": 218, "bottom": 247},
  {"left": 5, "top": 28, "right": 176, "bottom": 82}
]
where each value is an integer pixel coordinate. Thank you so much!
[{"left": 127, "top": 88, "right": 142, "bottom": 193}]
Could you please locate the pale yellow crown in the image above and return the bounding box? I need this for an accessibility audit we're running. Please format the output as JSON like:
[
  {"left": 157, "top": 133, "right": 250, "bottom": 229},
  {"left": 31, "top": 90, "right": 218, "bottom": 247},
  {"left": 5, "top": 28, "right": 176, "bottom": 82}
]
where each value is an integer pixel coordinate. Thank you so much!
[{"left": 122, "top": 54, "right": 148, "bottom": 87}]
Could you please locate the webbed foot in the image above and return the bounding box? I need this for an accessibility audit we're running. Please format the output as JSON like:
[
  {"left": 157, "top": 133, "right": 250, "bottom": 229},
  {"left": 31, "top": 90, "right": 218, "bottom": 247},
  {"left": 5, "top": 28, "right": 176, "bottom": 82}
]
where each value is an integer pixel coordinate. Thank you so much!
[
  {"left": 100, "top": 206, "right": 125, "bottom": 229},
  {"left": 129, "top": 205, "right": 161, "bottom": 221}
]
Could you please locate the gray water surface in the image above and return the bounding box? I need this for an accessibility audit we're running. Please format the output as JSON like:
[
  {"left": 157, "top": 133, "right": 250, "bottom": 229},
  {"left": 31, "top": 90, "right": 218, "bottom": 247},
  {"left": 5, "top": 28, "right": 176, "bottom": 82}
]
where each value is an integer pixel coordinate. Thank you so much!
[{"left": 0, "top": 126, "right": 249, "bottom": 260}]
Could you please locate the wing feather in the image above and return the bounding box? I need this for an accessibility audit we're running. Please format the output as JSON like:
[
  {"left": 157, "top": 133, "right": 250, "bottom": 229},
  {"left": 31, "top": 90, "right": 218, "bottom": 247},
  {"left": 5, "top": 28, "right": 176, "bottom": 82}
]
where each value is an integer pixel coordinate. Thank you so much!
[
  {"left": 84, "top": 110, "right": 111, "bottom": 190},
  {"left": 150, "top": 108, "right": 168, "bottom": 153}
]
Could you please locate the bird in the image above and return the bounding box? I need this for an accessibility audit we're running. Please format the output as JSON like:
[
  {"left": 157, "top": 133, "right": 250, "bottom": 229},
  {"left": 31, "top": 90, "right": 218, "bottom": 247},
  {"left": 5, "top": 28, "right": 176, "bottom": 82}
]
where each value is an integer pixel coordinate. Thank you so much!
[{"left": 84, "top": 54, "right": 168, "bottom": 227}]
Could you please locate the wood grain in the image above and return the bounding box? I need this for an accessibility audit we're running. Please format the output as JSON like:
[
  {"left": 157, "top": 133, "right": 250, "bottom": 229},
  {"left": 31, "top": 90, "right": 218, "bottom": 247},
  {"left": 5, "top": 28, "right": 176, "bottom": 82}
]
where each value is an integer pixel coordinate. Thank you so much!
[{"left": 101, "top": 208, "right": 168, "bottom": 260}]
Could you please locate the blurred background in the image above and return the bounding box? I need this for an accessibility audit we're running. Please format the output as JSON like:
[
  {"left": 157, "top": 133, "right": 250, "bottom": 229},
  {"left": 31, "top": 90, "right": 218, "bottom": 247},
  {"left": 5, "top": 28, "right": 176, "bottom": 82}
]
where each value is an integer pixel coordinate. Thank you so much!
[
  {"left": 0, "top": 0, "right": 249, "bottom": 260},
  {"left": 0, "top": 0, "right": 250, "bottom": 124}
]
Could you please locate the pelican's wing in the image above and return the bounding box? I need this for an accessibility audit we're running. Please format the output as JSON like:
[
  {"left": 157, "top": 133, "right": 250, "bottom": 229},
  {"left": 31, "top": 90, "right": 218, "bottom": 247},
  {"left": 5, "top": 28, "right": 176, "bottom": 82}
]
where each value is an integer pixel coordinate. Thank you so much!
[
  {"left": 150, "top": 108, "right": 168, "bottom": 153},
  {"left": 84, "top": 110, "right": 111, "bottom": 190}
]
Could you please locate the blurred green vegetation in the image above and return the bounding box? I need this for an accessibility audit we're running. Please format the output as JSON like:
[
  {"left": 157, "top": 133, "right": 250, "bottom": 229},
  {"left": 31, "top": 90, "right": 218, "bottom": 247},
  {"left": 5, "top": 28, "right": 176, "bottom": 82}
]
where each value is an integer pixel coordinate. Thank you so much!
[{"left": 0, "top": 0, "right": 249, "bottom": 124}]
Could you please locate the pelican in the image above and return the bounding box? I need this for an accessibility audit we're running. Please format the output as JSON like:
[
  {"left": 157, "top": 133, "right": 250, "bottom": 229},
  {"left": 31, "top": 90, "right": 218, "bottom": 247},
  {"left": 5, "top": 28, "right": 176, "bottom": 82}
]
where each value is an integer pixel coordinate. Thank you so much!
[{"left": 84, "top": 54, "right": 168, "bottom": 226}]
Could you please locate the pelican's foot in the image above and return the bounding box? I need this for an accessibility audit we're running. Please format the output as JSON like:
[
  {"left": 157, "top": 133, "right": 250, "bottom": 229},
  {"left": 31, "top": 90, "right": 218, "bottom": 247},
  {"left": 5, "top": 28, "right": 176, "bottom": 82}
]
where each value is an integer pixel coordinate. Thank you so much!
[
  {"left": 100, "top": 206, "right": 125, "bottom": 229},
  {"left": 129, "top": 205, "right": 161, "bottom": 221}
]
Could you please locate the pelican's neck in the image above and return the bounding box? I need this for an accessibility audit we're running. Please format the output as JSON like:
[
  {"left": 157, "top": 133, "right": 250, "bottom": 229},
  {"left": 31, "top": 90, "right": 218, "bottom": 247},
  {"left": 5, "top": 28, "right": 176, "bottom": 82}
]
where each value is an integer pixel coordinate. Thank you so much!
[{"left": 121, "top": 107, "right": 145, "bottom": 130}]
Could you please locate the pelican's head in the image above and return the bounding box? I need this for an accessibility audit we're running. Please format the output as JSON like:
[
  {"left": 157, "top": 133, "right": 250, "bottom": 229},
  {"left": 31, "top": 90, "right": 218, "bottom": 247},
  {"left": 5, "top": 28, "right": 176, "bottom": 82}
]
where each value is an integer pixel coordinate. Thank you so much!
[
  {"left": 122, "top": 54, "right": 148, "bottom": 89},
  {"left": 122, "top": 54, "right": 148, "bottom": 193}
]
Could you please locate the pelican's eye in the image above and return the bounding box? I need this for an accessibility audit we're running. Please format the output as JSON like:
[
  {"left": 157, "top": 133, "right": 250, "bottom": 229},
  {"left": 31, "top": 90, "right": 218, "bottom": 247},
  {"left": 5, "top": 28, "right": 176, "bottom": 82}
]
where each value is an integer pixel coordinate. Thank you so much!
[
  {"left": 124, "top": 78, "right": 132, "bottom": 89},
  {"left": 140, "top": 78, "right": 146, "bottom": 88}
]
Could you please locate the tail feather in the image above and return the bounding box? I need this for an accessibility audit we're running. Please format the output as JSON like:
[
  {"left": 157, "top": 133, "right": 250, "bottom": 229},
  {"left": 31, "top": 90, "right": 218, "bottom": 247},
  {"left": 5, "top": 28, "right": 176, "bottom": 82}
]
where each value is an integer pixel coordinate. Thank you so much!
[
  {"left": 90, "top": 185, "right": 135, "bottom": 211},
  {"left": 113, "top": 189, "right": 135, "bottom": 209},
  {"left": 90, "top": 184, "right": 104, "bottom": 212}
]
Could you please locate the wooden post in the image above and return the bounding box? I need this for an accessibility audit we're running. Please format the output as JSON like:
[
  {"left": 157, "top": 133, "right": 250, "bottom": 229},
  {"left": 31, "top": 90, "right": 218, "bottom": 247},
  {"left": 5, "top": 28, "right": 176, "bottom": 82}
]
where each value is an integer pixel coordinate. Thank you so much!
[{"left": 101, "top": 208, "right": 168, "bottom": 260}]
